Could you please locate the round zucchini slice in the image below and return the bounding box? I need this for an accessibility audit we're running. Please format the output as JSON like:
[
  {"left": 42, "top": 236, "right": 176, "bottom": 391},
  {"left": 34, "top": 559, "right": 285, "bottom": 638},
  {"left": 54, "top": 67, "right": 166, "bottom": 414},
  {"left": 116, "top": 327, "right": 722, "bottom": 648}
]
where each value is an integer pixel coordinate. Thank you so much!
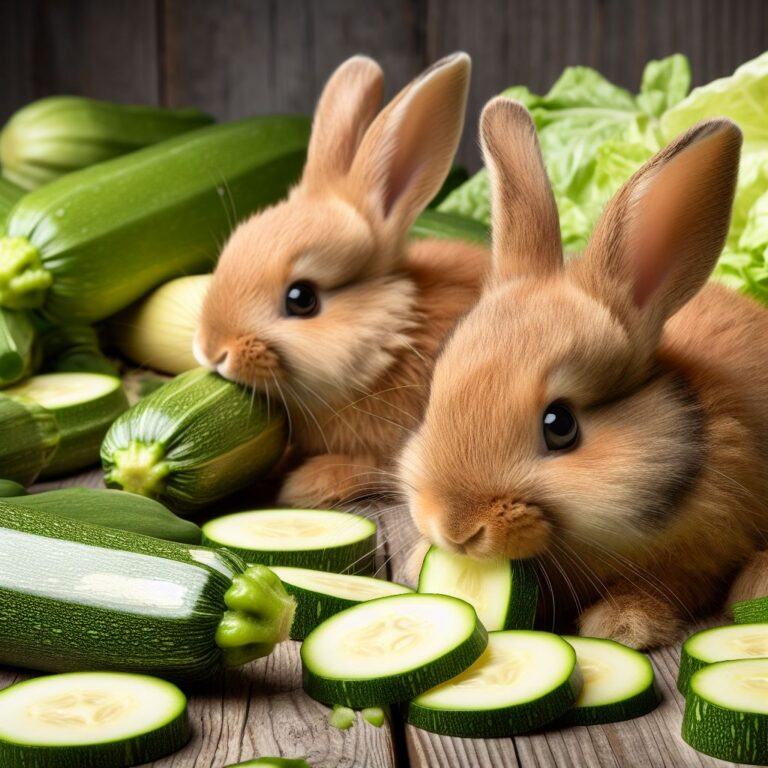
[
  {"left": 203, "top": 509, "right": 377, "bottom": 574},
  {"left": 0, "top": 671, "right": 189, "bottom": 767},
  {"left": 301, "top": 593, "right": 488, "bottom": 708},
  {"left": 678, "top": 623, "right": 768, "bottom": 694},
  {"left": 406, "top": 630, "right": 580, "bottom": 737},
  {"left": 271, "top": 566, "right": 412, "bottom": 639},
  {"left": 560, "top": 636, "right": 659, "bottom": 725},
  {"left": 5, "top": 372, "right": 128, "bottom": 477},
  {"left": 733, "top": 596, "right": 768, "bottom": 625},
  {"left": 418, "top": 546, "right": 538, "bottom": 631},
  {"left": 682, "top": 658, "right": 768, "bottom": 765}
]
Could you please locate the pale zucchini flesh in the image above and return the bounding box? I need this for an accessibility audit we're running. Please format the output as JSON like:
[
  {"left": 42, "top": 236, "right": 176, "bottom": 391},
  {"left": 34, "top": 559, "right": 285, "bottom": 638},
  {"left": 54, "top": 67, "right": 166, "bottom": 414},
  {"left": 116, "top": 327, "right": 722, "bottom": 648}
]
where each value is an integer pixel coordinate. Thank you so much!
[
  {"left": 301, "top": 593, "right": 488, "bottom": 708},
  {"left": 203, "top": 509, "right": 378, "bottom": 574},
  {"left": 0, "top": 671, "right": 190, "bottom": 768},
  {"left": 407, "top": 630, "right": 580, "bottom": 737}
]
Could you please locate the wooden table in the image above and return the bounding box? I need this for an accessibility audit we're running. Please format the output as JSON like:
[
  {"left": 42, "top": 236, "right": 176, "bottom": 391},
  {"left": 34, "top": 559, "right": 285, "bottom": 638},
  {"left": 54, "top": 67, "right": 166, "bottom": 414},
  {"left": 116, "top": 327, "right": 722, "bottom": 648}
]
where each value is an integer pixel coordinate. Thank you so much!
[{"left": 0, "top": 470, "right": 739, "bottom": 768}]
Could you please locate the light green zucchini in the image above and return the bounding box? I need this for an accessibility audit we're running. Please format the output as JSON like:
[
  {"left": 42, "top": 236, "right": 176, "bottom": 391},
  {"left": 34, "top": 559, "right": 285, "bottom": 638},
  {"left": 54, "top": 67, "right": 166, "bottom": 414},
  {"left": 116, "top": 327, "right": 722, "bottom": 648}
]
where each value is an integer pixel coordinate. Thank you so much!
[
  {"left": 37, "top": 322, "right": 118, "bottom": 377},
  {"left": 329, "top": 705, "right": 356, "bottom": 730},
  {"left": 733, "top": 595, "right": 768, "bottom": 624},
  {"left": 0, "top": 394, "right": 59, "bottom": 484},
  {"left": 102, "top": 368, "right": 286, "bottom": 513},
  {"left": 0, "top": 95, "right": 214, "bottom": 189},
  {"left": 0, "top": 502, "right": 295, "bottom": 680},
  {"left": 202, "top": 509, "right": 377, "bottom": 574},
  {"left": 226, "top": 760, "right": 311, "bottom": 768},
  {"left": 0, "top": 115, "right": 310, "bottom": 322},
  {"left": 0, "top": 671, "right": 190, "bottom": 768},
  {"left": 0, "top": 177, "right": 23, "bottom": 234},
  {"left": 0, "top": 307, "right": 37, "bottom": 387},
  {"left": 10, "top": 487, "right": 202, "bottom": 544}
]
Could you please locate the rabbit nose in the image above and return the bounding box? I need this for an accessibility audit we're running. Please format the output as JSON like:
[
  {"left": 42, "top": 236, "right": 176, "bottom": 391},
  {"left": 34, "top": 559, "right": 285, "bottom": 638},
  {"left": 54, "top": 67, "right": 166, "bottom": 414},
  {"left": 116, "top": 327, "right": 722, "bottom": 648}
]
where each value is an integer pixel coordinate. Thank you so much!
[
  {"left": 193, "top": 334, "right": 229, "bottom": 370},
  {"left": 443, "top": 523, "right": 486, "bottom": 549}
]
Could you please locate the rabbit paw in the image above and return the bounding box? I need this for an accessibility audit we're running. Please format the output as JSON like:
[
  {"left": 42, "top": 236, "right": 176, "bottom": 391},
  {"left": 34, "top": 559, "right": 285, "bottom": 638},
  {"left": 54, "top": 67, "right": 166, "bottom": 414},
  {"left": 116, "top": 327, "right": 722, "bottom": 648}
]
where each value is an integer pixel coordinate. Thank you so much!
[
  {"left": 578, "top": 593, "right": 684, "bottom": 650},
  {"left": 278, "top": 454, "right": 379, "bottom": 508}
]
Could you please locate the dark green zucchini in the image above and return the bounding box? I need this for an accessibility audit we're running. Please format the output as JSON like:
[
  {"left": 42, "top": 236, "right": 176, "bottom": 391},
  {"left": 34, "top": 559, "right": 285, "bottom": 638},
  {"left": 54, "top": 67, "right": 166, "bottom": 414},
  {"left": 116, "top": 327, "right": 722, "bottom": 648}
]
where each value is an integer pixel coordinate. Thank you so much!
[
  {"left": 0, "top": 394, "right": 59, "bottom": 484},
  {"left": 0, "top": 479, "right": 27, "bottom": 497}
]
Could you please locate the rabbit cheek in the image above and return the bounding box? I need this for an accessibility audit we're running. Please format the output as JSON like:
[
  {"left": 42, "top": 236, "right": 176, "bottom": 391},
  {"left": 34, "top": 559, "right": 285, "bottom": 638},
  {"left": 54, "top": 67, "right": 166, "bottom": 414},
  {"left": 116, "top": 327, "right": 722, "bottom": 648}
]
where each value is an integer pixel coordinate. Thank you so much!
[{"left": 482, "top": 500, "right": 552, "bottom": 560}]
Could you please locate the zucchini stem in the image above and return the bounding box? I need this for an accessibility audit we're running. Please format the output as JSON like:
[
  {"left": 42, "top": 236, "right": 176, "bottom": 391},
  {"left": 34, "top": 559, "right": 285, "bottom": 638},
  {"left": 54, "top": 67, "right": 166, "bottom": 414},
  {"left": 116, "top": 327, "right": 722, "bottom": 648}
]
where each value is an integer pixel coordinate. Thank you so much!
[
  {"left": 0, "top": 237, "right": 52, "bottom": 309},
  {"left": 106, "top": 440, "right": 170, "bottom": 497},
  {"left": 216, "top": 564, "right": 296, "bottom": 667}
]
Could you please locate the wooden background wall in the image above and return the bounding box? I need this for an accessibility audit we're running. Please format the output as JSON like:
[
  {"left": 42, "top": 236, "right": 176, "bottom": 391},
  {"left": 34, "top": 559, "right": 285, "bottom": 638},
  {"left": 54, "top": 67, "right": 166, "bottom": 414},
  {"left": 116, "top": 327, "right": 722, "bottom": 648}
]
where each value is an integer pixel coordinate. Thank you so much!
[{"left": 2, "top": 0, "right": 767, "bottom": 169}]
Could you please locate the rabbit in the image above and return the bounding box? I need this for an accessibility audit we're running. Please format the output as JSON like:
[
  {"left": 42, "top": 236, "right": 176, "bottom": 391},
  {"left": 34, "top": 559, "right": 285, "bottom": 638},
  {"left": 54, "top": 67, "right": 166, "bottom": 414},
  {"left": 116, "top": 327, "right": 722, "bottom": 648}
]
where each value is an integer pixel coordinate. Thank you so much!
[
  {"left": 194, "top": 52, "right": 490, "bottom": 509},
  {"left": 399, "top": 95, "right": 768, "bottom": 650}
]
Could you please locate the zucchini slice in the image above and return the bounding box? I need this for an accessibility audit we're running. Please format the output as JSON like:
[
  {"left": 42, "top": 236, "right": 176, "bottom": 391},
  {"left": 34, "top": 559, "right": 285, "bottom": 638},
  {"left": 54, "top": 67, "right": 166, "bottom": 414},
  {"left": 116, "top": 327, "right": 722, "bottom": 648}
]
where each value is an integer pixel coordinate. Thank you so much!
[
  {"left": 5, "top": 372, "right": 128, "bottom": 477},
  {"left": 407, "top": 630, "right": 579, "bottom": 737},
  {"left": 271, "top": 566, "right": 412, "bottom": 639},
  {"left": 0, "top": 671, "right": 189, "bottom": 768},
  {"left": 203, "top": 509, "right": 378, "bottom": 574},
  {"left": 682, "top": 658, "right": 768, "bottom": 765},
  {"left": 733, "top": 595, "right": 768, "bottom": 624},
  {"left": 301, "top": 593, "right": 488, "bottom": 708},
  {"left": 560, "top": 636, "right": 659, "bottom": 725},
  {"left": 226, "top": 760, "right": 311, "bottom": 768},
  {"left": 418, "top": 546, "right": 538, "bottom": 630},
  {"left": 678, "top": 623, "right": 768, "bottom": 694}
]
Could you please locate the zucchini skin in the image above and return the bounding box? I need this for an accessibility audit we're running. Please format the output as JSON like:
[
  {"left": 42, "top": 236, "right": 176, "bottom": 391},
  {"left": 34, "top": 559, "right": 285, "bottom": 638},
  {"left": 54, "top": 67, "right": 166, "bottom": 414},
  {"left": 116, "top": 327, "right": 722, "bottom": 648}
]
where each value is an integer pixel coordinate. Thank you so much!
[
  {"left": 37, "top": 322, "right": 118, "bottom": 377},
  {"left": 0, "top": 177, "right": 23, "bottom": 234},
  {"left": 733, "top": 595, "right": 768, "bottom": 624},
  {"left": 102, "top": 368, "right": 287, "bottom": 513},
  {"left": 0, "top": 115, "right": 310, "bottom": 322},
  {"left": 9, "top": 487, "right": 202, "bottom": 544},
  {"left": 0, "top": 95, "right": 213, "bottom": 189},
  {"left": 0, "top": 307, "right": 38, "bottom": 387},
  {"left": 0, "top": 395, "right": 59, "bottom": 484},
  {"left": 0, "top": 478, "right": 27, "bottom": 497},
  {"left": 227, "top": 761, "right": 311, "bottom": 768},
  {"left": 0, "top": 503, "right": 294, "bottom": 681}
]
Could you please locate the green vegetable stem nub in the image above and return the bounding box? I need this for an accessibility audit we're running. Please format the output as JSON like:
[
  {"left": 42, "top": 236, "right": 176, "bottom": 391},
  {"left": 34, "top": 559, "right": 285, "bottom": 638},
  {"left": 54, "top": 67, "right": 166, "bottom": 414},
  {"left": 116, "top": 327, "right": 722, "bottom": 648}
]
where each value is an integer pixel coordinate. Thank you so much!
[
  {"left": 0, "top": 237, "right": 52, "bottom": 310},
  {"left": 106, "top": 440, "right": 171, "bottom": 497},
  {"left": 216, "top": 564, "right": 296, "bottom": 666}
]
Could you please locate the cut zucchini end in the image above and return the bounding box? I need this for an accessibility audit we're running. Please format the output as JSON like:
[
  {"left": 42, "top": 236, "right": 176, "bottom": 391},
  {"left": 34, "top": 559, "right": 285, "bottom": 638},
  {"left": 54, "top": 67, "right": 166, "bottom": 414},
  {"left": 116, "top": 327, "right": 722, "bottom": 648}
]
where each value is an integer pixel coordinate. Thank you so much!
[
  {"left": 105, "top": 439, "right": 171, "bottom": 497},
  {"left": 329, "top": 705, "right": 356, "bottom": 730},
  {"left": 0, "top": 236, "right": 51, "bottom": 310}
]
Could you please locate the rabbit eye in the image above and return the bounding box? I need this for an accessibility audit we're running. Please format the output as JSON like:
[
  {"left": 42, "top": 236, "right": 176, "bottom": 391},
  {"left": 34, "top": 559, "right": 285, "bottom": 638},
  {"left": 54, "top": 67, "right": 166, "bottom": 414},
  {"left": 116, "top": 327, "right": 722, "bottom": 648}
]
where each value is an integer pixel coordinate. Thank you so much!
[
  {"left": 285, "top": 281, "right": 319, "bottom": 318},
  {"left": 543, "top": 402, "right": 579, "bottom": 451}
]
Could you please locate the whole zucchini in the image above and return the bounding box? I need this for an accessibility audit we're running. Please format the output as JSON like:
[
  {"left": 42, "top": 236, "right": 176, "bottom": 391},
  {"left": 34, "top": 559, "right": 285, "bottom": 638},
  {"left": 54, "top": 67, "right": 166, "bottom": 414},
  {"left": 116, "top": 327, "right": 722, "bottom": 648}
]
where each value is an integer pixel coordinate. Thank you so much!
[
  {"left": 0, "top": 177, "right": 23, "bottom": 233},
  {"left": 0, "top": 307, "right": 37, "bottom": 387},
  {"left": 102, "top": 368, "right": 286, "bottom": 512},
  {"left": 37, "top": 321, "right": 118, "bottom": 376},
  {"left": 9, "top": 487, "right": 202, "bottom": 544},
  {"left": 0, "top": 502, "right": 295, "bottom": 680},
  {"left": 0, "top": 479, "right": 27, "bottom": 497},
  {"left": 0, "top": 95, "right": 213, "bottom": 189},
  {"left": 0, "top": 394, "right": 59, "bottom": 484},
  {"left": 0, "top": 115, "right": 310, "bottom": 322}
]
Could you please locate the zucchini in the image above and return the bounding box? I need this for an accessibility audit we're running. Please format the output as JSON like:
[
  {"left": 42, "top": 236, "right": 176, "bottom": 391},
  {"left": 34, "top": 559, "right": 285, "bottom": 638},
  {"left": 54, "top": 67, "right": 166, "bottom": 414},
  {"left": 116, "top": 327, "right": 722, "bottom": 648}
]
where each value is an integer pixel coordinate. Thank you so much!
[
  {"left": 682, "top": 658, "right": 768, "bottom": 765},
  {"left": 406, "top": 630, "right": 580, "bottom": 738},
  {"left": 301, "top": 593, "right": 488, "bottom": 708},
  {"left": 5, "top": 373, "right": 129, "bottom": 477},
  {"left": 678, "top": 623, "right": 768, "bottom": 694},
  {"left": 271, "top": 566, "right": 412, "bottom": 639},
  {"left": 733, "top": 595, "right": 768, "bottom": 624},
  {"left": 0, "top": 115, "right": 310, "bottom": 322},
  {"left": 0, "top": 307, "right": 37, "bottom": 387},
  {"left": 226, "top": 760, "right": 311, "bottom": 768},
  {"left": 0, "top": 502, "right": 295, "bottom": 680},
  {"left": 329, "top": 705, "right": 356, "bottom": 730},
  {"left": 0, "top": 671, "right": 190, "bottom": 768},
  {"left": 0, "top": 394, "right": 59, "bottom": 484},
  {"left": 0, "top": 478, "right": 27, "bottom": 497},
  {"left": 102, "top": 368, "right": 286, "bottom": 512},
  {"left": 418, "top": 546, "right": 537, "bottom": 631},
  {"left": 10, "top": 487, "right": 202, "bottom": 544},
  {"left": 37, "top": 322, "right": 118, "bottom": 377},
  {"left": 560, "top": 636, "right": 659, "bottom": 725},
  {"left": 410, "top": 209, "right": 489, "bottom": 245},
  {"left": 1, "top": 95, "right": 213, "bottom": 189},
  {"left": 203, "top": 509, "right": 377, "bottom": 574},
  {"left": 0, "top": 177, "right": 23, "bottom": 233},
  {"left": 362, "top": 707, "right": 386, "bottom": 727}
]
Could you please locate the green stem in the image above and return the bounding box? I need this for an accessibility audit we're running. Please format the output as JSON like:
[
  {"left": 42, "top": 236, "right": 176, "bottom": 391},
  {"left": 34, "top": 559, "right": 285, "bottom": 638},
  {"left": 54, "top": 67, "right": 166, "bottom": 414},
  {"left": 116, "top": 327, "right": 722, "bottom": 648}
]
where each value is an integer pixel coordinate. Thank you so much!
[
  {"left": 215, "top": 564, "right": 296, "bottom": 667},
  {"left": 0, "top": 236, "right": 52, "bottom": 310},
  {"left": 106, "top": 440, "right": 171, "bottom": 497}
]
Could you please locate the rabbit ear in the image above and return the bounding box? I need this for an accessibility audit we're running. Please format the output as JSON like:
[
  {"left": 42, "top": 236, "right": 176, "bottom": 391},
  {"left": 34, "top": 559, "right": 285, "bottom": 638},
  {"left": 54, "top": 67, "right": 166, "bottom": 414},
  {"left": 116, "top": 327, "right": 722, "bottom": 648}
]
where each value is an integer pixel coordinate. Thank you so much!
[
  {"left": 575, "top": 119, "right": 742, "bottom": 346},
  {"left": 302, "top": 55, "right": 384, "bottom": 189},
  {"left": 347, "top": 52, "right": 471, "bottom": 238},
  {"left": 480, "top": 97, "right": 562, "bottom": 281}
]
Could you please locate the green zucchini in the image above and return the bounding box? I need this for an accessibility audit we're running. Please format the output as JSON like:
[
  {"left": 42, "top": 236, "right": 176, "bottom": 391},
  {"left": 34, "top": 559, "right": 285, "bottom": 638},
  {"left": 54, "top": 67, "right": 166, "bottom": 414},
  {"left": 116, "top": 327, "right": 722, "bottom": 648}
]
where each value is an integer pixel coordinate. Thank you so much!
[
  {"left": 0, "top": 307, "right": 37, "bottom": 387},
  {"left": 203, "top": 509, "right": 377, "bottom": 574},
  {"left": 271, "top": 566, "right": 412, "bottom": 639},
  {"left": 362, "top": 707, "right": 386, "bottom": 727},
  {"left": 301, "top": 593, "right": 488, "bottom": 708},
  {"left": 329, "top": 705, "right": 356, "bottom": 730},
  {"left": 1, "top": 95, "right": 214, "bottom": 189},
  {"left": 418, "top": 547, "right": 537, "bottom": 631},
  {"left": 0, "top": 502, "right": 295, "bottom": 680},
  {"left": 102, "top": 368, "right": 286, "bottom": 512},
  {"left": 682, "top": 658, "right": 768, "bottom": 764},
  {"left": 733, "top": 595, "right": 768, "bottom": 624},
  {"left": 226, "top": 760, "right": 311, "bottom": 768},
  {"left": 0, "top": 115, "right": 310, "bottom": 322},
  {"left": 410, "top": 209, "right": 489, "bottom": 245},
  {"left": 0, "top": 177, "right": 23, "bottom": 233},
  {"left": 37, "top": 322, "right": 118, "bottom": 377},
  {"left": 407, "top": 630, "right": 580, "bottom": 738},
  {"left": 0, "top": 478, "right": 27, "bottom": 497},
  {"left": 0, "top": 394, "right": 59, "bottom": 484},
  {"left": 678, "top": 623, "right": 768, "bottom": 695},
  {"left": 0, "top": 671, "right": 190, "bottom": 768},
  {"left": 10, "top": 487, "right": 201, "bottom": 544},
  {"left": 560, "top": 636, "right": 659, "bottom": 725},
  {"left": 5, "top": 373, "right": 129, "bottom": 477}
]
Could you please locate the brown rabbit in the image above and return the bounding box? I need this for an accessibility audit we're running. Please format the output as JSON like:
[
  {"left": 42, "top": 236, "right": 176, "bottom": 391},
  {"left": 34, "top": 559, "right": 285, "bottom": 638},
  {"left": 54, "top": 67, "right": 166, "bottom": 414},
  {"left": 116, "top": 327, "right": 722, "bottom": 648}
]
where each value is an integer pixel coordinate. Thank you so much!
[
  {"left": 400, "top": 96, "right": 768, "bottom": 649},
  {"left": 194, "top": 53, "right": 489, "bottom": 508}
]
